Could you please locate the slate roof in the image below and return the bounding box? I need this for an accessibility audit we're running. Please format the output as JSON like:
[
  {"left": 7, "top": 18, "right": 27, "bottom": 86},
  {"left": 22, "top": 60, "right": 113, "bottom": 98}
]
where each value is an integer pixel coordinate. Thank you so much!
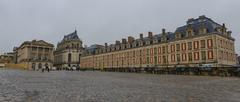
[
  {"left": 83, "top": 15, "right": 229, "bottom": 55},
  {"left": 85, "top": 44, "right": 104, "bottom": 54},
  {"left": 175, "top": 15, "right": 222, "bottom": 37},
  {"left": 62, "top": 30, "right": 80, "bottom": 42}
]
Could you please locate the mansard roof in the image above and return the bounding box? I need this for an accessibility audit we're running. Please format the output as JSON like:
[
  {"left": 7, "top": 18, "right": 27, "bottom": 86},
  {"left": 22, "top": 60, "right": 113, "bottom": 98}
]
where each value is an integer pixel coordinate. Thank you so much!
[
  {"left": 61, "top": 30, "right": 81, "bottom": 42},
  {"left": 82, "top": 15, "right": 233, "bottom": 56},
  {"left": 175, "top": 15, "right": 222, "bottom": 36},
  {"left": 82, "top": 44, "right": 104, "bottom": 55}
]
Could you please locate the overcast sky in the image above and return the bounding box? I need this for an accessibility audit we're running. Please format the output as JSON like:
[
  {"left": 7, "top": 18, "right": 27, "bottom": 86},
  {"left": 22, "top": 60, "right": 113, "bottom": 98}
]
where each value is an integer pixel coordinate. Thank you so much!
[{"left": 0, "top": 0, "right": 239, "bottom": 54}]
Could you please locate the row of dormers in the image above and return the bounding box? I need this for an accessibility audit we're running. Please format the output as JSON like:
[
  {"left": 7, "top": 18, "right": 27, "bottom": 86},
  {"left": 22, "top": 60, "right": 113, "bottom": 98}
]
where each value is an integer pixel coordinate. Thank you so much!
[{"left": 82, "top": 15, "right": 233, "bottom": 56}]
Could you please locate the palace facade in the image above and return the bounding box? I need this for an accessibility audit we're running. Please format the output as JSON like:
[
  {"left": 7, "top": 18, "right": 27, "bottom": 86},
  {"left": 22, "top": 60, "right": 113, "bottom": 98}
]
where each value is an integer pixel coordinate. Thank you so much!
[
  {"left": 0, "top": 52, "right": 14, "bottom": 64},
  {"left": 80, "top": 15, "right": 237, "bottom": 69},
  {"left": 15, "top": 40, "right": 54, "bottom": 70},
  {"left": 54, "top": 30, "right": 83, "bottom": 69}
]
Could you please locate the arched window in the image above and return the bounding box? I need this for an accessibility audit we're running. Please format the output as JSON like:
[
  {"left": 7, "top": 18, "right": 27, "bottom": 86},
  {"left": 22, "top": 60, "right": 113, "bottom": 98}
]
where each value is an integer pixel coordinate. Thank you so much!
[
  {"left": 72, "top": 43, "right": 74, "bottom": 48},
  {"left": 79, "top": 54, "right": 81, "bottom": 64},
  {"left": 32, "top": 63, "right": 36, "bottom": 70},
  {"left": 38, "top": 63, "right": 42, "bottom": 69},
  {"left": 77, "top": 44, "right": 79, "bottom": 49},
  {"left": 68, "top": 53, "right": 72, "bottom": 63}
]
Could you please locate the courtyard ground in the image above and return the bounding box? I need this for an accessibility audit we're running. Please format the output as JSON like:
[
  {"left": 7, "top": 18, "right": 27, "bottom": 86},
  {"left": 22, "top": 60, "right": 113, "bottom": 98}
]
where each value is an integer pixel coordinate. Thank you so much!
[{"left": 0, "top": 68, "right": 240, "bottom": 102}]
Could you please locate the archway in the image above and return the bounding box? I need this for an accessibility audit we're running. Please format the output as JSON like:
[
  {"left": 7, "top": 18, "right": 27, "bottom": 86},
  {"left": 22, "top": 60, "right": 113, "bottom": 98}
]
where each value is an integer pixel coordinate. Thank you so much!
[
  {"left": 45, "top": 63, "right": 49, "bottom": 69},
  {"left": 32, "top": 63, "right": 36, "bottom": 70},
  {"left": 68, "top": 53, "right": 72, "bottom": 63},
  {"left": 38, "top": 63, "right": 42, "bottom": 69}
]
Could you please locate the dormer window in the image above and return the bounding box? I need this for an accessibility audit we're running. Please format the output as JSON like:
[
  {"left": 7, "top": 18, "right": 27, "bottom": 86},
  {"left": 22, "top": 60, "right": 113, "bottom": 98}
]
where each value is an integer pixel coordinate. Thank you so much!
[
  {"left": 121, "top": 44, "right": 125, "bottom": 50},
  {"left": 153, "top": 39, "right": 158, "bottom": 43},
  {"left": 139, "top": 41, "right": 142, "bottom": 46},
  {"left": 132, "top": 43, "right": 136, "bottom": 47},
  {"left": 176, "top": 33, "right": 181, "bottom": 39},
  {"left": 187, "top": 30, "right": 193, "bottom": 37},
  {"left": 150, "top": 40, "right": 153, "bottom": 44},
  {"left": 146, "top": 41, "right": 150, "bottom": 45}
]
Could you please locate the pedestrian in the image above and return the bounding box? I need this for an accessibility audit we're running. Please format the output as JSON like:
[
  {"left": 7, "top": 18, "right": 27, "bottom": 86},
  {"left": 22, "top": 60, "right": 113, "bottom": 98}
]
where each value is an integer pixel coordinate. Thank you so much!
[
  {"left": 42, "top": 68, "right": 44, "bottom": 73},
  {"left": 47, "top": 67, "right": 50, "bottom": 72}
]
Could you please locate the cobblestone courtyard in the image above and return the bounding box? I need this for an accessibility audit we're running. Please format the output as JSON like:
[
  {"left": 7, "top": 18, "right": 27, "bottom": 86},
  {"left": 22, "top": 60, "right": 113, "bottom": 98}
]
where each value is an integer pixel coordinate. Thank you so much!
[{"left": 0, "top": 69, "right": 240, "bottom": 102}]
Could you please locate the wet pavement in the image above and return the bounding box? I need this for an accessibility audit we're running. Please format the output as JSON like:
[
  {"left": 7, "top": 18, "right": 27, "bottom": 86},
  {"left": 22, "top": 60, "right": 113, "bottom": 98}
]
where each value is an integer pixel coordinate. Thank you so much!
[{"left": 0, "top": 68, "right": 240, "bottom": 102}]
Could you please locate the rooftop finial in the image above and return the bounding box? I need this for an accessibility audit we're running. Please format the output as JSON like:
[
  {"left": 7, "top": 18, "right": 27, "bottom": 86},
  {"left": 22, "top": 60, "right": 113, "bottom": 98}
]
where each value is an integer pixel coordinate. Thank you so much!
[{"left": 74, "top": 27, "right": 77, "bottom": 34}]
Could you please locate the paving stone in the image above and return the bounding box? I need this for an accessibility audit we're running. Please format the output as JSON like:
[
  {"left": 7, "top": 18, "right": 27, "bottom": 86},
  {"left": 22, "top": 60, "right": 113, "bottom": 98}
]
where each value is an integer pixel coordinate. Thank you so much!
[{"left": 0, "top": 69, "right": 240, "bottom": 102}]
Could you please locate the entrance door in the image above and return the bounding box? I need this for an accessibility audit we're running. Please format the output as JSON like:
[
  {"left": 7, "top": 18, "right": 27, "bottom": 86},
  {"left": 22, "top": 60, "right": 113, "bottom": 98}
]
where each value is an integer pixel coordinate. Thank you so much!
[
  {"left": 32, "top": 63, "right": 36, "bottom": 70},
  {"left": 38, "top": 63, "right": 42, "bottom": 69}
]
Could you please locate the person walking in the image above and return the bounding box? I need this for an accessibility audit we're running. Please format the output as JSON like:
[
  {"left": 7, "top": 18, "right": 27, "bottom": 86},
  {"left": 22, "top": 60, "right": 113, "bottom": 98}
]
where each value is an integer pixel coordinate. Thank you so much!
[
  {"left": 47, "top": 66, "right": 50, "bottom": 72},
  {"left": 41, "top": 68, "right": 44, "bottom": 73}
]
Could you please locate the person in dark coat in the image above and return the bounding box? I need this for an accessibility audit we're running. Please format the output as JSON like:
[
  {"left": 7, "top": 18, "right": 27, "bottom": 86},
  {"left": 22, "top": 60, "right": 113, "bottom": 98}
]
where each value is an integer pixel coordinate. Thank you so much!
[{"left": 42, "top": 68, "right": 44, "bottom": 73}]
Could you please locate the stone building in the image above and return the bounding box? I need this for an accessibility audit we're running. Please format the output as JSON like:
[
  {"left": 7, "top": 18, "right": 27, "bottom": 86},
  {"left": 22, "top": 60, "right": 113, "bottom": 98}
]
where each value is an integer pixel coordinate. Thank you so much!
[
  {"left": 80, "top": 15, "right": 237, "bottom": 69},
  {"left": 0, "top": 52, "right": 14, "bottom": 63},
  {"left": 54, "top": 30, "right": 83, "bottom": 70},
  {"left": 237, "top": 55, "right": 240, "bottom": 65},
  {"left": 15, "top": 40, "right": 54, "bottom": 70}
]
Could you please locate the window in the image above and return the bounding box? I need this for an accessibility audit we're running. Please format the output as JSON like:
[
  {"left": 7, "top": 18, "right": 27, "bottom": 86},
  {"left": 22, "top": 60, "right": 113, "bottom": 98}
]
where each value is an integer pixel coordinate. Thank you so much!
[
  {"left": 207, "top": 39, "right": 213, "bottom": 48},
  {"left": 77, "top": 44, "right": 79, "bottom": 49},
  {"left": 158, "top": 47, "right": 161, "bottom": 54},
  {"left": 200, "top": 40, "right": 206, "bottom": 48},
  {"left": 158, "top": 56, "right": 161, "bottom": 64},
  {"left": 72, "top": 43, "right": 74, "bottom": 48},
  {"left": 162, "top": 46, "right": 166, "bottom": 54},
  {"left": 147, "top": 57, "right": 150, "bottom": 64},
  {"left": 188, "top": 42, "right": 192, "bottom": 50},
  {"left": 38, "top": 47, "right": 43, "bottom": 51},
  {"left": 176, "top": 44, "right": 180, "bottom": 51},
  {"left": 171, "top": 54, "right": 175, "bottom": 62},
  {"left": 208, "top": 50, "right": 213, "bottom": 59},
  {"left": 163, "top": 56, "right": 167, "bottom": 64},
  {"left": 176, "top": 33, "right": 181, "bottom": 39},
  {"left": 68, "top": 53, "right": 72, "bottom": 63},
  {"left": 171, "top": 45, "right": 175, "bottom": 52},
  {"left": 182, "top": 53, "right": 187, "bottom": 61},
  {"left": 182, "top": 43, "right": 186, "bottom": 51},
  {"left": 177, "top": 54, "right": 180, "bottom": 62},
  {"left": 150, "top": 57, "right": 153, "bottom": 64},
  {"left": 147, "top": 49, "right": 150, "bottom": 55},
  {"left": 32, "top": 47, "right": 37, "bottom": 51},
  {"left": 201, "top": 51, "right": 206, "bottom": 60},
  {"left": 188, "top": 53, "right": 192, "bottom": 61},
  {"left": 154, "top": 48, "right": 157, "bottom": 55},
  {"left": 194, "top": 41, "right": 199, "bottom": 49},
  {"left": 133, "top": 51, "right": 135, "bottom": 57},
  {"left": 150, "top": 48, "right": 153, "bottom": 55},
  {"left": 187, "top": 30, "right": 192, "bottom": 36},
  {"left": 194, "top": 52, "right": 199, "bottom": 60},
  {"left": 154, "top": 56, "right": 157, "bottom": 65}
]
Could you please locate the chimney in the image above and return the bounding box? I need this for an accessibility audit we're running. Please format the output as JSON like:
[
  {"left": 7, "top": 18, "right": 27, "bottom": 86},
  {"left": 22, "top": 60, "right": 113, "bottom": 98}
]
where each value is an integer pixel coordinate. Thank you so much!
[
  {"left": 148, "top": 32, "right": 153, "bottom": 38},
  {"left": 115, "top": 40, "right": 120, "bottom": 45},
  {"left": 122, "top": 38, "right": 127, "bottom": 44},
  {"left": 140, "top": 33, "right": 143, "bottom": 39},
  {"left": 162, "top": 29, "right": 166, "bottom": 34},
  {"left": 223, "top": 23, "right": 226, "bottom": 28},
  {"left": 187, "top": 18, "right": 194, "bottom": 24},
  {"left": 128, "top": 36, "right": 135, "bottom": 43},
  {"left": 104, "top": 43, "right": 108, "bottom": 47}
]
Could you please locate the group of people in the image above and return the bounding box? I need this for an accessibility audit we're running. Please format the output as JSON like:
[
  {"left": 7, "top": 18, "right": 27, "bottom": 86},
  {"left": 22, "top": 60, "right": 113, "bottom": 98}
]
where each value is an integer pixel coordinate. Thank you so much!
[{"left": 41, "top": 66, "right": 50, "bottom": 72}]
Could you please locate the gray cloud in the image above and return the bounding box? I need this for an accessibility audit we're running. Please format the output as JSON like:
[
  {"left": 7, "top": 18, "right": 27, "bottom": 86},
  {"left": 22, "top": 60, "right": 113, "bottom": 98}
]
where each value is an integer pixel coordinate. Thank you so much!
[{"left": 0, "top": 0, "right": 239, "bottom": 54}]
